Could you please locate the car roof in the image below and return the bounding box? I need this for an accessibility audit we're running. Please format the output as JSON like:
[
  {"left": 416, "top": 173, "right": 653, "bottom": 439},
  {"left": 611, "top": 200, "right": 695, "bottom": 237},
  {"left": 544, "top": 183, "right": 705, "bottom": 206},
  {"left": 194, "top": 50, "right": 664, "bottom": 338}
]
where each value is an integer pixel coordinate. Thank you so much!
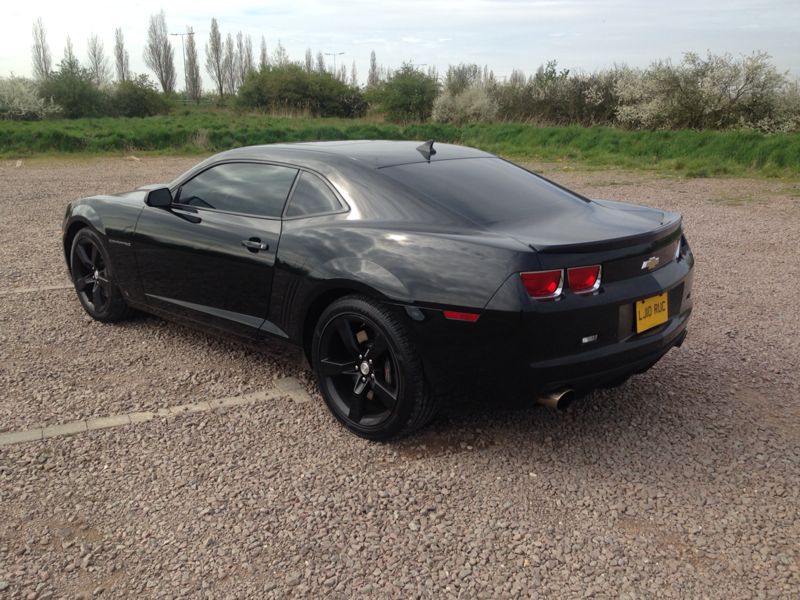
[{"left": 214, "top": 140, "right": 495, "bottom": 169}]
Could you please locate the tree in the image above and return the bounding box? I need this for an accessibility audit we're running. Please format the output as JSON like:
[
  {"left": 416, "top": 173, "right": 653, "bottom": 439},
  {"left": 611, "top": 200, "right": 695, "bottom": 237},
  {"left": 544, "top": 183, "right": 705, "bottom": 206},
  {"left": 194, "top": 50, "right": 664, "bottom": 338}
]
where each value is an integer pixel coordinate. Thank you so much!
[
  {"left": 143, "top": 10, "right": 176, "bottom": 93},
  {"left": 244, "top": 36, "right": 255, "bottom": 79},
  {"left": 273, "top": 40, "right": 289, "bottom": 67},
  {"left": 31, "top": 18, "right": 52, "bottom": 82},
  {"left": 236, "top": 32, "right": 254, "bottom": 87},
  {"left": 205, "top": 18, "right": 224, "bottom": 97},
  {"left": 237, "top": 64, "right": 367, "bottom": 117},
  {"left": 304, "top": 48, "right": 314, "bottom": 73},
  {"left": 350, "top": 61, "right": 358, "bottom": 87},
  {"left": 87, "top": 34, "right": 110, "bottom": 87},
  {"left": 367, "top": 50, "right": 379, "bottom": 87},
  {"left": 376, "top": 63, "right": 439, "bottom": 122},
  {"left": 113, "top": 74, "right": 170, "bottom": 117},
  {"left": 259, "top": 36, "right": 268, "bottom": 71},
  {"left": 338, "top": 64, "right": 347, "bottom": 83},
  {"left": 185, "top": 27, "right": 202, "bottom": 102},
  {"left": 114, "top": 28, "right": 130, "bottom": 82},
  {"left": 61, "top": 37, "right": 80, "bottom": 74},
  {"left": 222, "top": 33, "right": 236, "bottom": 95},
  {"left": 316, "top": 51, "right": 325, "bottom": 73},
  {"left": 39, "top": 51, "right": 109, "bottom": 118}
]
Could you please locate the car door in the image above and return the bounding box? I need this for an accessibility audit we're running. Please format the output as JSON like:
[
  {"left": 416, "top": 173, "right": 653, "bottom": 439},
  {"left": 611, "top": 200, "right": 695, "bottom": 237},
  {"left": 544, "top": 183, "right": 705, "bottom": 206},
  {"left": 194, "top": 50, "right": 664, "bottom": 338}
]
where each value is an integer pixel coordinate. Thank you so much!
[{"left": 133, "top": 161, "right": 298, "bottom": 338}]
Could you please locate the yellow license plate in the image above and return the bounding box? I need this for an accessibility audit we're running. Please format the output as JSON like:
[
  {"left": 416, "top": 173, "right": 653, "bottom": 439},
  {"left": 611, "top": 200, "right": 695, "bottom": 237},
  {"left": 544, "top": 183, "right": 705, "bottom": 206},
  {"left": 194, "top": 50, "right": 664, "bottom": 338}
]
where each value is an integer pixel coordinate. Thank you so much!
[{"left": 635, "top": 292, "right": 669, "bottom": 333}]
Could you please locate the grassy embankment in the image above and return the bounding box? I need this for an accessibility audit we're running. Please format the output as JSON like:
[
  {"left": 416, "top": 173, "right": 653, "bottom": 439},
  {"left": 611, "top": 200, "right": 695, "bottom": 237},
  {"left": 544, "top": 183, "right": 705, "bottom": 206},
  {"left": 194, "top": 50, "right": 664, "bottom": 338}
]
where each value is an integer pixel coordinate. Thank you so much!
[{"left": 1, "top": 112, "right": 798, "bottom": 178}]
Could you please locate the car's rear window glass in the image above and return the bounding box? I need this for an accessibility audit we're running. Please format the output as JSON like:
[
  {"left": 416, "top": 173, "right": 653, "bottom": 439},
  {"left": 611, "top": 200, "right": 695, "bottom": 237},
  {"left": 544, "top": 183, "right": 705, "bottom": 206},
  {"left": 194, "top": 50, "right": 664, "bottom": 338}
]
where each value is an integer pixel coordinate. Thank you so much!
[
  {"left": 380, "top": 158, "right": 586, "bottom": 225},
  {"left": 177, "top": 163, "right": 298, "bottom": 218},
  {"left": 285, "top": 172, "right": 342, "bottom": 217}
]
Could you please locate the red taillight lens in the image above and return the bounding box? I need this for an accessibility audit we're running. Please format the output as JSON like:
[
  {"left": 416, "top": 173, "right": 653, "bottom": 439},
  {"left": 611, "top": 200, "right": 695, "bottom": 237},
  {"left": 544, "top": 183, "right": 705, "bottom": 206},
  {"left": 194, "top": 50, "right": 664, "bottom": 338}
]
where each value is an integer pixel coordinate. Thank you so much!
[
  {"left": 567, "top": 265, "right": 601, "bottom": 294},
  {"left": 521, "top": 270, "right": 563, "bottom": 299},
  {"left": 443, "top": 310, "right": 480, "bottom": 322}
]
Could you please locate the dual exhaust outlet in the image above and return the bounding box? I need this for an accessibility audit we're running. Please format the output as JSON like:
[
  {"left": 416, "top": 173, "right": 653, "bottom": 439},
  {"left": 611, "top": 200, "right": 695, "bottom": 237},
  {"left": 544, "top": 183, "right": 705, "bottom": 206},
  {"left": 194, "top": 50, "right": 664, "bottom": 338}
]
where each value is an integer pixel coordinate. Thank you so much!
[{"left": 536, "top": 388, "right": 575, "bottom": 410}]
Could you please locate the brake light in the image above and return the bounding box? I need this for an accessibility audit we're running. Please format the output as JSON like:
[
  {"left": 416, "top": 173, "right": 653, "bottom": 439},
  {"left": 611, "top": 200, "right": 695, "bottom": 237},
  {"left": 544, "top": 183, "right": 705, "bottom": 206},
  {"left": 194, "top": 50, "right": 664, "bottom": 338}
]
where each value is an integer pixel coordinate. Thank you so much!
[
  {"left": 567, "top": 265, "right": 601, "bottom": 294},
  {"left": 443, "top": 310, "right": 480, "bottom": 322},
  {"left": 521, "top": 270, "right": 563, "bottom": 299}
]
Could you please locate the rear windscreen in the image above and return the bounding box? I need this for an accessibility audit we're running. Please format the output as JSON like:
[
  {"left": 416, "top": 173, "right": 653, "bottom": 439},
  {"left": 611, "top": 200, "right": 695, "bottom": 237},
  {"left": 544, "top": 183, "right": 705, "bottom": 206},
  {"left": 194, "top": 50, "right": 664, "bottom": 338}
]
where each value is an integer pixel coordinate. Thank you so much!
[{"left": 380, "top": 158, "right": 587, "bottom": 225}]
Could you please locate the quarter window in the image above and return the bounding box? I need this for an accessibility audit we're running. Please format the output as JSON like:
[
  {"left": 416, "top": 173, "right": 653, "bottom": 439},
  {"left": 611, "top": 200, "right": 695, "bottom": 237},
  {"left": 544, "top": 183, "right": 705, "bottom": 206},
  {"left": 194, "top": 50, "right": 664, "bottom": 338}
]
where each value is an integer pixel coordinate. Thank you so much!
[
  {"left": 284, "top": 172, "right": 342, "bottom": 217},
  {"left": 177, "top": 163, "right": 298, "bottom": 218}
]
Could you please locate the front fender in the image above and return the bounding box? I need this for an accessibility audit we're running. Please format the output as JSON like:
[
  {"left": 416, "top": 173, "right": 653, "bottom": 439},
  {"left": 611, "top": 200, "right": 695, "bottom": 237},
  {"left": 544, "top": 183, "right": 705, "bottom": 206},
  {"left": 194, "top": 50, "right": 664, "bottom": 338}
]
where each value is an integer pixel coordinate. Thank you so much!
[{"left": 64, "top": 201, "right": 106, "bottom": 236}]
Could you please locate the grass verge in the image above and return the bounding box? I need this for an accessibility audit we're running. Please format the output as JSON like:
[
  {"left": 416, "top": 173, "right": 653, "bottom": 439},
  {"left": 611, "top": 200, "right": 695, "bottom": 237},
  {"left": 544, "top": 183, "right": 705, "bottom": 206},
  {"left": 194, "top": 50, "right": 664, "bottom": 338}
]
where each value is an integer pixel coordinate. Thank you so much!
[{"left": 1, "top": 113, "right": 798, "bottom": 178}]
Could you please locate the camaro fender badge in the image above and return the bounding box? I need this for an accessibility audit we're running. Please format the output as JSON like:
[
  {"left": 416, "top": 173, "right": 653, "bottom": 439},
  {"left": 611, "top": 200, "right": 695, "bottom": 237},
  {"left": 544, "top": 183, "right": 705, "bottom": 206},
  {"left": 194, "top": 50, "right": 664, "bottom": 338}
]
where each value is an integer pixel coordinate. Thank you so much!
[{"left": 641, "top": 256, "right": 660, "bottom": 271}]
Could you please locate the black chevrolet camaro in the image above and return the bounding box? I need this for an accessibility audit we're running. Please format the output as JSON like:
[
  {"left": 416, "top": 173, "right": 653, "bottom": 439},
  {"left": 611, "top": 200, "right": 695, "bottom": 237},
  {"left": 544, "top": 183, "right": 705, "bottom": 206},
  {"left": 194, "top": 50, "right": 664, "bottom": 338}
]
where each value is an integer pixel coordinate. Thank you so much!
[{"left": 62, "top": 140, "right": 694, "bottom": 439}]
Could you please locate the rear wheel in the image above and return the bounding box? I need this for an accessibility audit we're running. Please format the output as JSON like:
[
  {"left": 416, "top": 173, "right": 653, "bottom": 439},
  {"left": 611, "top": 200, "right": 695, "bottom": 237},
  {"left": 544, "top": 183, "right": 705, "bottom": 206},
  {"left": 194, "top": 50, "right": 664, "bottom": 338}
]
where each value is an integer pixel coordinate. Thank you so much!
[
  {"left": 311, "top": 295, "right": 437, "bottom": 440},
  {"left": 70, "top": 228, "right": 130, "bottom": 323}
]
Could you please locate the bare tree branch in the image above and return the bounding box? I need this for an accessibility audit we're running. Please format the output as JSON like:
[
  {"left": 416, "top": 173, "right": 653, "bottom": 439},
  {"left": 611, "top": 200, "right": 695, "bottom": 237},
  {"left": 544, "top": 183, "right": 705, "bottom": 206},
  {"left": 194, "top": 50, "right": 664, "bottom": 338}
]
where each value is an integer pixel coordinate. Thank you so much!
[
  {"left": 31, "top": 18, "right": 52, "bottom": 81},
  {"left": 143, "top": 10, "right": 176, "bottom": 93},
  {"left": 185, "top": 27, "right": 202, "bottom": 102},
  {"left": 259, "top": 36, "right": 268, "bottom": 71},
  {"left": 87, "top": 34, "right": 110, "bottom": 87},
  {"left": 114, "top": 28, "right": 130, "bottom": 82},
  {"left": 205, "top": 18, "right": 224, "bottom": 97}
]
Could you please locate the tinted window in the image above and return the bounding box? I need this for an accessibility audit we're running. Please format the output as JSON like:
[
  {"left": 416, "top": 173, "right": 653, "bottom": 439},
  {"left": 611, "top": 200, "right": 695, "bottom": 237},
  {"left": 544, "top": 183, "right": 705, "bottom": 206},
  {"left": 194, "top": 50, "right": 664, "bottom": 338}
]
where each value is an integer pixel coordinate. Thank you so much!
[
  {"left": 380, "top": 158, "right": 587, "bottom": 225},
  {"left": 285, "top": 172, "right": 342, "bottom": 217},
  {"left": 177, "top": 163, "right": 298, "bottom": 217}
]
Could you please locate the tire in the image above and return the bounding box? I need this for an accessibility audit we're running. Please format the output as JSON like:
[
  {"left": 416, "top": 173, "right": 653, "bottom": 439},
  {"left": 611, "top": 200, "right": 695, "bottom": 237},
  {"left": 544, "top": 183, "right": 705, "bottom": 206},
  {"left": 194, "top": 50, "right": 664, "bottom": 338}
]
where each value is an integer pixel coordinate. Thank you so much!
[
  {"left": 311, "top": 295, "right": 438, "bottom": 440},
  {"left": 70, "top": 228, "right": 131, "bottom": 323}
]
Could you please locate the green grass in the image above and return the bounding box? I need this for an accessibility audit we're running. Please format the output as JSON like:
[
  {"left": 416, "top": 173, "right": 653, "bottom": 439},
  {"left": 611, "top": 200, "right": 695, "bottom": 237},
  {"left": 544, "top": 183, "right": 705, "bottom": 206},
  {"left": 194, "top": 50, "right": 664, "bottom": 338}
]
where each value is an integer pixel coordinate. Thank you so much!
[{"left": 1, "top": 112, "right": 798, "bottom": 178}]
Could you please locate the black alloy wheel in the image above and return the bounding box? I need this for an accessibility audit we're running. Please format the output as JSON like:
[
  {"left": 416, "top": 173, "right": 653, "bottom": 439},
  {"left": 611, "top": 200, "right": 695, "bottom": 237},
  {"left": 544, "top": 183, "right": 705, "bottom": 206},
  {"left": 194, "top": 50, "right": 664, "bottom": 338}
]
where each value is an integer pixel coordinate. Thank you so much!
[
  {"left": 312, "top": 296, "right": 437, "bottom": 440},
  {"left": 70, "top": 228, "right": 130, "bottom": 322}
]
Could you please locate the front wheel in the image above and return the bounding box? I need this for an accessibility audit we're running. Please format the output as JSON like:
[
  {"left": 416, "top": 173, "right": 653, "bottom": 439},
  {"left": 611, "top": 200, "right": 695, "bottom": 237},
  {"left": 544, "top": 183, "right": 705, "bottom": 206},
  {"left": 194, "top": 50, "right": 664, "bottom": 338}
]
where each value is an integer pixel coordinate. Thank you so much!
[
  {"left": 311, "top": 296, "right": 437, "bottom": 440},
  {"left": 70, "top": 228, "right": 130, "bottom": 323}
]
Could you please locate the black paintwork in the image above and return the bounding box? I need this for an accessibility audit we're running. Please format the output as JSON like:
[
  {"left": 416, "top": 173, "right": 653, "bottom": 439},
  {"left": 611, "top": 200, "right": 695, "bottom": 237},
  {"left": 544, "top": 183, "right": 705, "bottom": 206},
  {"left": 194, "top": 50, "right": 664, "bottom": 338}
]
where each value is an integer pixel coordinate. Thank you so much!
[{"left": 63, "top": 141, "right": 694, "bottom": 395}]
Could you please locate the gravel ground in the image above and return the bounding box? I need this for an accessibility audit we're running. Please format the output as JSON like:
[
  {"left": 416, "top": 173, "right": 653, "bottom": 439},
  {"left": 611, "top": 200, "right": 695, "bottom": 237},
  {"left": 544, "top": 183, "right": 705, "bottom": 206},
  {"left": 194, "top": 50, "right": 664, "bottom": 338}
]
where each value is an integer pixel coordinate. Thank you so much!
[{"left": 0, "top": 157, "right": 798, "bottom": 599}]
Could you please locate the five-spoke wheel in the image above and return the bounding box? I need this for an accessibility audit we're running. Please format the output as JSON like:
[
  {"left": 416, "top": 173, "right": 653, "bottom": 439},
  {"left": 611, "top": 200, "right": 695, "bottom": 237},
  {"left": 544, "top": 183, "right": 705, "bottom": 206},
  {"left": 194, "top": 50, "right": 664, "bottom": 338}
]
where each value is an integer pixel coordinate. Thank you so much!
[
  {"left": 312, "top": 296, "right": 437, "bottom": 440},
  {"left": 70, "top": 228, "right": 130, "bottom": 322}
]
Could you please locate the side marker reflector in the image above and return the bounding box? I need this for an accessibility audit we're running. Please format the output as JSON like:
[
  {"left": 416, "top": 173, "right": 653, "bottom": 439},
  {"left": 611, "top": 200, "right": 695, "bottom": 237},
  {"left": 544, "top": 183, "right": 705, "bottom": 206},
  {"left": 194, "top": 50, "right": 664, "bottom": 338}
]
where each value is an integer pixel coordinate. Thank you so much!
[{"left": 443, "top": 310, "right": 480, "bottom": 322}]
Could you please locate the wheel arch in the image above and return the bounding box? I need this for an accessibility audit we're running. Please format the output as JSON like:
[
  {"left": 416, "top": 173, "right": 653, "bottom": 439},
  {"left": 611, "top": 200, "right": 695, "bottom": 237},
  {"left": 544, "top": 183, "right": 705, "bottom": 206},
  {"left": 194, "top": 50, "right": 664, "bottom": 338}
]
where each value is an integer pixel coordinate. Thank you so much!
[
  {"left": 63, "top": 202, "right": 107, "bottom": 273},
  {"left": 300, "top": 282, "right": 391, "bottom": 364},
  {"left": 63, "top": 218, "right": 94, "bottom": 273}
]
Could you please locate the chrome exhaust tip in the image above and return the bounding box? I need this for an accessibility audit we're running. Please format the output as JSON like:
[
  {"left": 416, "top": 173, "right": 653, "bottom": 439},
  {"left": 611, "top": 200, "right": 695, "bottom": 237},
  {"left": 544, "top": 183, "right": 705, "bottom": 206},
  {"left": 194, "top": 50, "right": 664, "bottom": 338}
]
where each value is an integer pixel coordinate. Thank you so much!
[{"left": 536, "top": 388, "right": 575, "bottom": 410}]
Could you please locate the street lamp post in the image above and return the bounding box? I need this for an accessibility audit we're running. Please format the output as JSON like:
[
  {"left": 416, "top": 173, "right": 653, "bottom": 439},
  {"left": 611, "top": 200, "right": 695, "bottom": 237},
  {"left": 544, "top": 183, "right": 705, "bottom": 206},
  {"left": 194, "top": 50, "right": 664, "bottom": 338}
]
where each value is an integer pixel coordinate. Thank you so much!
[
  {"left": 324, "top": 51, "right": 345, "bottom": 77},
  {"left": 170, "top": 30, "right": 194, "bottom": 100}
]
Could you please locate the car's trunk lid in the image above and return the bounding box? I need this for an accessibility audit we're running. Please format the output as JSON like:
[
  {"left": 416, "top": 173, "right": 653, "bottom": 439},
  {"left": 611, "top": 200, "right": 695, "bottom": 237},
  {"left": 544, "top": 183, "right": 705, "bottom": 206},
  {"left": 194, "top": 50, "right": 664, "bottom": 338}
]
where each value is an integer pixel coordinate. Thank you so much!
[{"left": 493, "top": 198, "right": 680, "bottom": 253}]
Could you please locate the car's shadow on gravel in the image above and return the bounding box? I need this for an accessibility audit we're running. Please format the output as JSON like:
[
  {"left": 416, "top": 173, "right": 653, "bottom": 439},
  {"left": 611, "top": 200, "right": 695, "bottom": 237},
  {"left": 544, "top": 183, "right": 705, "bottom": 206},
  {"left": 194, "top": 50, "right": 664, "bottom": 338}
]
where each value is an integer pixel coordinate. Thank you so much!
[
  {"left": 392, "top": 367, "right": 725, "bottom": 472},
  {"left": 115, "top": 312, "right": 725, "bottom": 474}
]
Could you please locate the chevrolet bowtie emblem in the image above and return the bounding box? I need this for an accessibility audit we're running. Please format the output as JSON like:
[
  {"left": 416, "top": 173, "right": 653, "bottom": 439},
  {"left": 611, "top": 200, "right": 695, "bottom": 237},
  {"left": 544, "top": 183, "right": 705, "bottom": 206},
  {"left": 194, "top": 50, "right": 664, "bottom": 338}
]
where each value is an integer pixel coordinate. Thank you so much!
[{"left": 641, "top": 256, "right": 660, "bottom": 271}]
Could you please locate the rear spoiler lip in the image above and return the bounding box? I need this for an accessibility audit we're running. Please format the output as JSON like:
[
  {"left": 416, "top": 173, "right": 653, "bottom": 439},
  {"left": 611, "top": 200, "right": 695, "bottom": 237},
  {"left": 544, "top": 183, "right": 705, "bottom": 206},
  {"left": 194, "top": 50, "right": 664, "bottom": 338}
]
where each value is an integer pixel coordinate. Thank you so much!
[{"left": 527, "top": 215, "right": 682, "bottom": 254}]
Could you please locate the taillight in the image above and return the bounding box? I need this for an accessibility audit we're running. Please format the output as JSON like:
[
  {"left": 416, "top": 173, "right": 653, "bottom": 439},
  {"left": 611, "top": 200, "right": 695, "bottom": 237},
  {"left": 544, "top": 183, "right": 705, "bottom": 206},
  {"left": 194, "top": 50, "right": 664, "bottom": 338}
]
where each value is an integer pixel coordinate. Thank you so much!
[
  {"left": 567, "top": 265, "right": 601, "bottom": 294},
  {"left": 521, "top": 270, "right": 563, "bottom": 299}
]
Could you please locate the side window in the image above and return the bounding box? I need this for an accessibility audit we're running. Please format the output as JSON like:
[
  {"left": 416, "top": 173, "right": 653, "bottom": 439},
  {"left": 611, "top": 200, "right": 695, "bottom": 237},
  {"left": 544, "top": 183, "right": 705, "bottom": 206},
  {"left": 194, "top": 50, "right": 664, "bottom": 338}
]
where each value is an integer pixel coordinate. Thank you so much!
[
  {"left": 177, "top": 163, "right": 298, "bottom": 218},
  {"left": 284, "top": 172, "right": 342, "bottom": 218}
]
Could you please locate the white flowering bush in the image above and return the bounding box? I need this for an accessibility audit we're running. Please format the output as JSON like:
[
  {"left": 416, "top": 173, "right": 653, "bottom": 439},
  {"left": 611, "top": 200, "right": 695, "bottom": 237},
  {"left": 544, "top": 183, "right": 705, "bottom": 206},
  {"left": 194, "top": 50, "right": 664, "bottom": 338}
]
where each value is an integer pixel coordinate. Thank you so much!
[
  {"left": 0, "top": 76, "right": 61, "bottom": 120},
  {"left": 432, "top": 83, "right": 498, "bottom": 125},
  {"left": 615, "top": 52, "right": 797, "bottom": 131}
]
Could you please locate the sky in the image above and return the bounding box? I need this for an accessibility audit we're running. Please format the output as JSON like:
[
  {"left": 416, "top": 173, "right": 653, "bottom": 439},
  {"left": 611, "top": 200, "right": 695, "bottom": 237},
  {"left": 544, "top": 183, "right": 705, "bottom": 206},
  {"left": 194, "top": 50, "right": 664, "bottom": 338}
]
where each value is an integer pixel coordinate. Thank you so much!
[{"left": 2, "top": 0, "right": 798, "bottom": 87}]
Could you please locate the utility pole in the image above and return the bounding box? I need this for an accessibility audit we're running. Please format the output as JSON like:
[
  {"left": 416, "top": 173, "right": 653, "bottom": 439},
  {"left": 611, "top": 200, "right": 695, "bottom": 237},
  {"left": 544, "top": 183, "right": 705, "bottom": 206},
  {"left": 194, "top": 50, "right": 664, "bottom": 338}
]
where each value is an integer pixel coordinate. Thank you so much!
[
  {"left": 324, "top": 51, "right": 344, "bottom": 75},
  {"left": 170, "top": 30, "right": 194, "bottom": 98}
]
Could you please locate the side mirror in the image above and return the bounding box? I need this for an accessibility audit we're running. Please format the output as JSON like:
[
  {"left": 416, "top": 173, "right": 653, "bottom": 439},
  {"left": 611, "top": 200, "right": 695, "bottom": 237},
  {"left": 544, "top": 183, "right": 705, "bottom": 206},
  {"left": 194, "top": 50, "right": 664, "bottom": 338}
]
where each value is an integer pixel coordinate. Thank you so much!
[{"left": 145, "top": 187, "right": 173, "bottom": 208}]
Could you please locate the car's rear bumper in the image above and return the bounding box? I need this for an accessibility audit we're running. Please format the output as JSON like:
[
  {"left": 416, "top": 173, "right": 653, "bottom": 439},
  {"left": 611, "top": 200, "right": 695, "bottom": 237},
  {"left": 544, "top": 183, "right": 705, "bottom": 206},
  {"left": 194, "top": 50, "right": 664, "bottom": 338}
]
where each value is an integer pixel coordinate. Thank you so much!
[
  {"left": 401, "top": 249, "right": 694, "bottom": 397},
  {"left": 525, "top": 307, "right": 689, "bottom": 394}
]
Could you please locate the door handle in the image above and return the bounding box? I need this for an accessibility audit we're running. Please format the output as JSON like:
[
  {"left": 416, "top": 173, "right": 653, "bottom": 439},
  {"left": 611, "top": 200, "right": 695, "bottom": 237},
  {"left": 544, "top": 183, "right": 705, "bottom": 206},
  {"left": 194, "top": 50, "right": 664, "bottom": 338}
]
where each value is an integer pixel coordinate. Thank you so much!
[{"left": 242, "top": 239, "right": 268, "bottom": 252}]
